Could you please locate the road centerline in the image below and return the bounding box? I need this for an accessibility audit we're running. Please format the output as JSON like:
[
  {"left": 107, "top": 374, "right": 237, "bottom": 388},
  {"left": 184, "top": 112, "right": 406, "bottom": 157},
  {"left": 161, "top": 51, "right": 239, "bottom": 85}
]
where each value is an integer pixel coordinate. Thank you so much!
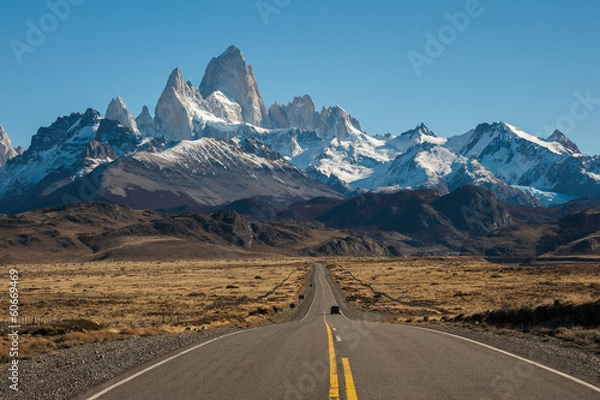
[
  {"left": 324, "top": 317, "right": 340, "bottom": 400},
  {"left": 342, "top": 358, "right": 359, "bottom": 400}
]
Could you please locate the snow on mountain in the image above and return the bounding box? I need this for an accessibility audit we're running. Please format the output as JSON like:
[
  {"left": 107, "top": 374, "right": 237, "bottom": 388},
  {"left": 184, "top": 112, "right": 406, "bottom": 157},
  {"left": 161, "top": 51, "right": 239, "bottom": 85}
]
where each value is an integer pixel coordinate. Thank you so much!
[
  {"left": 0, "top": 125, "right": 20, "bottom": 169},
  {"left": 199, "top": 45, "right": 269, "bottom": 127},
  {"left": 546, "top": 129, "right": 581, "bottom": 155},
  {"left": 0, "top": 109, "right": 143, "bottom": 201},
  {"left": 358, "top": 142, "right": 457, "bottom": 191},
  {"left": 300, "top": 123, "right": 452, "bottom": 194},
  {"left": 352, "top": 132, "right": 542, "bottom": 206},
  {"left": 447, "top": 122, "right": 573, "bottom": 158},
  {"left": 134, "top": 136, "right": 289, "bottom": 172},
  {"left": 512, "top": 186, "right": 576, "bottom": 207},
  {"left": 205, "top": 91, "right": 244, "bottom": 125},
  {"left": 2, "top": 45, "right": 599, "bottom": 213},
  {"left": 311, "top": 133, "right": 393, "bottom": 183},
  {"left": 386, "top": 123, "right": 447, "bottom": 153},
  {"left": 445, "top": 122, "right": 600, "bottom": 200},
  {"left": 94, "top": 136, "right": 342, "bottom": 210}
]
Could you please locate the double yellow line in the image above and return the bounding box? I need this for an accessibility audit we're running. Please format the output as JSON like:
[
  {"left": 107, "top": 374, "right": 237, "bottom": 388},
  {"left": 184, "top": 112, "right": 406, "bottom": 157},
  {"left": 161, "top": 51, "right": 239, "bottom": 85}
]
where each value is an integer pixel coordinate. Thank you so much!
[{"left": 324, "top": 317, "right": 358, "bottom": 400}]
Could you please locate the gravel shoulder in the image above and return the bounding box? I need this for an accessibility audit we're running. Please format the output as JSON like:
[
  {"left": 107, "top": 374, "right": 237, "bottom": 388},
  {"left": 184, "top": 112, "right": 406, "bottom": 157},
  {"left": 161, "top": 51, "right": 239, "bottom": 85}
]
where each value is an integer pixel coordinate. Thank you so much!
[
  {"left": 424, "top": 323, "right": 600, "bottom": 388},
  {"left": 1, "top": 329, "right": 241, "bottom": 400}
]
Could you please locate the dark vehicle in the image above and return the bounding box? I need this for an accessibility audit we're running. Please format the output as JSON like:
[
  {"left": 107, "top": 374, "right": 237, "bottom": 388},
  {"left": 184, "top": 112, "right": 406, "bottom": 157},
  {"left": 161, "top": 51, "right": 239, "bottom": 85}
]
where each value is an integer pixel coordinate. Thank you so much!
[{"left": 330, "top": 305, "right": 340, "bottom": 314}]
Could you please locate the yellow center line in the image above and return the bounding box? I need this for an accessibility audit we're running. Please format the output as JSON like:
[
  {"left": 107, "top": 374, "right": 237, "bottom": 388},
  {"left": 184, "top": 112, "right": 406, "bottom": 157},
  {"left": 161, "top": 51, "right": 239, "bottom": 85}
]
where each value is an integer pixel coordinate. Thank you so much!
[
  {"left": 342, "top": 358, "right": 359, "bottom": 400},
  {"left": 324, "top": 317, "right": 340, "bottom": 400}
]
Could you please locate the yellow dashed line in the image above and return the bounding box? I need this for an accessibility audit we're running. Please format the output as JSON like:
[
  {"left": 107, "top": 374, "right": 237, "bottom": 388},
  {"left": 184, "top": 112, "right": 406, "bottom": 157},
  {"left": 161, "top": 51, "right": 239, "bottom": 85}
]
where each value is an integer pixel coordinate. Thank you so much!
[
  {"left": 324, "top": 317, "right": 340, "bottom": 400},
  {"left": 342, "top": 358, "right": 358, "bottom": 400}
]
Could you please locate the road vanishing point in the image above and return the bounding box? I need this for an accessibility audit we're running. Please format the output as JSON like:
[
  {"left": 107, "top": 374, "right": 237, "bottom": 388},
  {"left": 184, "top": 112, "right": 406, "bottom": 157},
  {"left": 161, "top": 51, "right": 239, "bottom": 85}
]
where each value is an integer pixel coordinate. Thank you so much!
[{"left": 80, "top": 264, "right": 600, "bottom": 399}]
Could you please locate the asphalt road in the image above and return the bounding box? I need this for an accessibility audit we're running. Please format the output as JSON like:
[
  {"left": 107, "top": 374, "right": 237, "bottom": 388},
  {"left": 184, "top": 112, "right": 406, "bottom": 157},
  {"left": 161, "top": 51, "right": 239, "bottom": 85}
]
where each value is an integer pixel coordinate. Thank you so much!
[{"left": 81, "top": 264, "right": 600, "bottom": 399}]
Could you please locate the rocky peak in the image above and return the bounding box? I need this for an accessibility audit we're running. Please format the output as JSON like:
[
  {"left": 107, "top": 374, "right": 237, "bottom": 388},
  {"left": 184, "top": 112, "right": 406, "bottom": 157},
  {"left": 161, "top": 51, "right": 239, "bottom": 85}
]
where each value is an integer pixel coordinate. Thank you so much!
[
  {"left": 94, "top": 119, "right": 143, "bottom": 156},
  {"left": 199, "top": 46, "right": 269, "bottom": 127},
  {"left": 474, "top": 122, "right": 494, "bottom": 134},
  {"left": 136, "top": 105, "right": 160, "bottom": 137},
  {"left": 0, "top": 125, "right": 19, "bottom": 168},
  {"left": 268, "top": 94, "right": 319, "bottom": 130},
  {"left": 547, "top": 130, "right": 580, "bottom": 154},
  {"left": 241, "top": 136, "right": 283, "bottom": 162},
  {"left": 29, "top": 109, "right": 101, "bottom": 153},
  {"left": 0, "top": 125, "right": 9, "bottom": 142},
  {"left": 401, "top": 123, "right": 436, "bottom": 138},
  {"left": 155, "top": 68, "right": 200, "bottom": 140},
  {"left": 105, "top": 96, "right": 139, "bottom": 134},
  {"left": 318, "top": 105, "right": 363, "bottom": 139},
  {"left": 165, "top": 68, "right": 187, "bottom": 94}
]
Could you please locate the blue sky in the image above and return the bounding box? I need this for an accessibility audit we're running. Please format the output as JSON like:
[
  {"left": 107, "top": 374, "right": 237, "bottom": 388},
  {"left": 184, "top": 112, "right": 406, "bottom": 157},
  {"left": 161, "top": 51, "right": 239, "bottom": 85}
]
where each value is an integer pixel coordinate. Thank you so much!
[{"left": 1, "top": 0, "right": 599, "bottom": 154}]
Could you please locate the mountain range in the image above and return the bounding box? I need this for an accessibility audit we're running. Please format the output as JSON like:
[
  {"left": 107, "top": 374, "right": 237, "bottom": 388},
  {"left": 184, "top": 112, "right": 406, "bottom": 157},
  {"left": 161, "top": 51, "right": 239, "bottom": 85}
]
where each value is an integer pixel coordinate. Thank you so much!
[
  {"left": 2, "top": 186, "right": 599, "bottom": 263},
  {"left": 1, "top": 45, "right": 599, "bottom": 214}
]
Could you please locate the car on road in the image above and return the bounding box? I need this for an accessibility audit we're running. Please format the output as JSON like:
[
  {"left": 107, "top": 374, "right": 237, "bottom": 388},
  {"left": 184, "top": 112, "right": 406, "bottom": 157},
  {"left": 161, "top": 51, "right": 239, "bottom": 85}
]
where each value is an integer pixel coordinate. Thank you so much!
[{"left": 330, "top": 305, "right": 340, "bottom": 314}]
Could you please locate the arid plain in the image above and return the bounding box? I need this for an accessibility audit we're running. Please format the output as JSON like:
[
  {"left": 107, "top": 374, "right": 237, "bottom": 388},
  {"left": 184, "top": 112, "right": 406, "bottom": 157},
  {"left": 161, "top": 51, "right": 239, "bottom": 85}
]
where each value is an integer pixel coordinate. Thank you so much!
[{"left": 2, "top": 256, "right": 600, "bottom": 364}]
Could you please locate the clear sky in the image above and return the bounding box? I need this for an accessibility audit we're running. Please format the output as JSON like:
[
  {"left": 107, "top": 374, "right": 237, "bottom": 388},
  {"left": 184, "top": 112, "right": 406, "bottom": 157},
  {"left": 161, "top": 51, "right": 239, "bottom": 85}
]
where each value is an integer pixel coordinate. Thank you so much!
[{"left": 1, "top": 0, "right": 599, "bottom": 154}]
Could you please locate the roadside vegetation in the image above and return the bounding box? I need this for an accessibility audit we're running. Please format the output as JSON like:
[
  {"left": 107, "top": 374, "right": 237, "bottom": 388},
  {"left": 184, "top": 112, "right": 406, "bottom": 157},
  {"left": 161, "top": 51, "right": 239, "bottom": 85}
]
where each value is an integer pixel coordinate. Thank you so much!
[
  {"left": 327, "top": 257, "right": 600, "bottom": 348},
  {"left": 0, "top": 259, "right": 310, "bottom": 363}
]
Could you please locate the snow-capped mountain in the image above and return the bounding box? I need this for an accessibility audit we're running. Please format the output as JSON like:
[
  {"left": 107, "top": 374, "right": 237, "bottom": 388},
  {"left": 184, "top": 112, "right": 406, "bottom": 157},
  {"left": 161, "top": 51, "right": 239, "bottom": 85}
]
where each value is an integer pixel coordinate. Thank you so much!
[
  {"left": 1, "top": 45, "right": 599, "bottom": 214},
  {"left": 0, "top": 105, "right": 339, "bottom": 213},
  {"left": 0, "top": 109, "right": 145, "bottom": 208},
  {"left": 200, "top": 45, "right": 269, "bottom": 127},
  {"left": 445, "top": 122, "right": 600, "bottom": 200},
  {"left": 0, "top": 125, "right": 22, "bottom": 169},
  {"left": 353, "top": 136, "right": 540, "bottom": 206}
]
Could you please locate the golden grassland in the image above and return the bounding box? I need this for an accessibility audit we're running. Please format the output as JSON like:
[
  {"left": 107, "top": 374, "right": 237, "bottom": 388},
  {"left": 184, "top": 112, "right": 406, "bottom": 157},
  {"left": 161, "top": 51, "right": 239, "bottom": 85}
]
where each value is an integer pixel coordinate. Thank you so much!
[
  {"left": 327, "top": 257, "right": 600, "bottom": 346},
  {"left": 0, "top": 258, "right": 311, "bottom": 362},
  {"left": 3, "top": 256, "right": 600, "bottom": 363}
]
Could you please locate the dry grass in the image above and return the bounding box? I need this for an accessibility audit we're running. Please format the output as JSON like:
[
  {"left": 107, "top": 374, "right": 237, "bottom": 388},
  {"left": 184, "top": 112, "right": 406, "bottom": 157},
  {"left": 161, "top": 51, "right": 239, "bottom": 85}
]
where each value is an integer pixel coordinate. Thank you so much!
[
  {"left": 328, "top": 257, "right": 600, "bottom": 317},
  {"left": 328, "top": 257, "right": 600, "bottom": 346},
  {"left": 0, "top": 258, "right": 310, "bottom": 362}
]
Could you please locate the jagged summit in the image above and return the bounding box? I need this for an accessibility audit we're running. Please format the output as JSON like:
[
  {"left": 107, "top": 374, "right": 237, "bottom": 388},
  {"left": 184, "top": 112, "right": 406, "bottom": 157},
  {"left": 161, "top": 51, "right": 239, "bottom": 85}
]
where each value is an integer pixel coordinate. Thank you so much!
[
  {"left": 269, "top": 95, "right": 319, "bottom": 131},
  {"left": 0, "top": 125, "right": 20, "bottom": 168},
  {"left": 105, "top": 96, "right": 139, "bottom": 134},
  {"left": 1, "top": 45, "right": 600, "bottom": 214},
  {"left": 136, "top": 105, "right": 160, "bottom": 137},
  {"left": 155, "top": 67, "right": 204, "bottom": 140},
  {"left": 547, "top": 129, "right": 580, "bottom": 154},
  {"left": 165, "top": 68, "right": 186, "bottom": 92},
  {"left": 401, "top": 123, "right": 437, "bottom": 138},
  {"left": 199, "top": 46, "right": 268, "bottom": 127}
]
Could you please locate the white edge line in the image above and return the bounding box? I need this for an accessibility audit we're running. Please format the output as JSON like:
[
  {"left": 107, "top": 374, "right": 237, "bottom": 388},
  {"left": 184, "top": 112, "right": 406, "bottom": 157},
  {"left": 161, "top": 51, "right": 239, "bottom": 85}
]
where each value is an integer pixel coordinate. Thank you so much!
[
  {"left": 319, "top": 263, "right": 352, "bottom": 322},
  {"left": 299, "top": 265, "right": 319, "bottom": 323},
  {"left": 322, "top": 263, "right": 599, "bottom": 393},
  {"left": 85, "top": 330, "right": 246, "bottom": 399},
  {"left": 335, "top": 335, "right": 342, "bottom": 342},
  {"left": 411, "top": 326, "right": 600, "bottom": 394},
  {"left": 88, "top": 267, "right": 319, "bottom": 399}
]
